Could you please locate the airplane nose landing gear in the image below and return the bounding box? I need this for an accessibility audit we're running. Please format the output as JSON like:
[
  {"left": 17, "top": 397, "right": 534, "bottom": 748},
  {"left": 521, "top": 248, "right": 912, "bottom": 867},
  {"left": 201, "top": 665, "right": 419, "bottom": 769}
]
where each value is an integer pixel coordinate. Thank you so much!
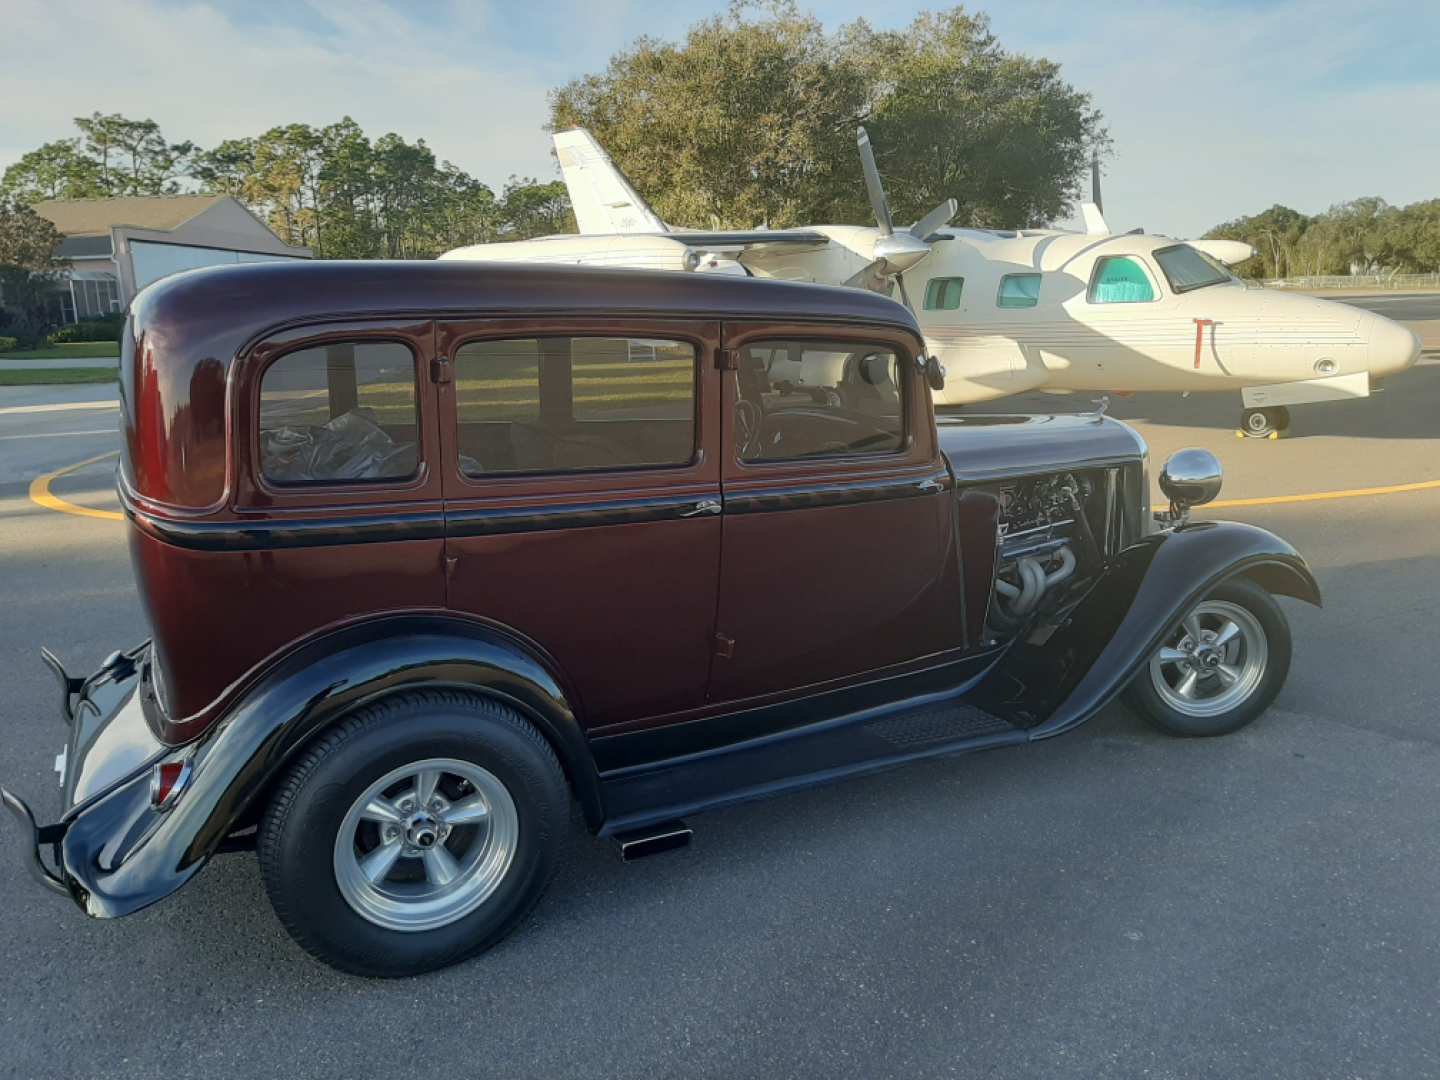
[{"left": 1240, "top": 406, "right": 1290, "bottom": 439}]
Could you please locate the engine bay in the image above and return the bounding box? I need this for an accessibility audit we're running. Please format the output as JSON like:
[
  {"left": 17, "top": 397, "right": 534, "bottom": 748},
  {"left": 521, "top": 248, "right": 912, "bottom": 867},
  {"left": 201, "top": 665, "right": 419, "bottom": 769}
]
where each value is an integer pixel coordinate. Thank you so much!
[{"left": 983, "top": 470, "right": 1111, "bottom": 636}]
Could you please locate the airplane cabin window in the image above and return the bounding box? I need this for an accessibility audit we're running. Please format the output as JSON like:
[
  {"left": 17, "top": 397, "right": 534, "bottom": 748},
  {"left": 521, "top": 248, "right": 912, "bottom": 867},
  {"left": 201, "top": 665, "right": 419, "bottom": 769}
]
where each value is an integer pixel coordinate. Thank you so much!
[
  {"left": 924, "top": 277, "right": 965, "bottom": 310},
  {"left": 1088, "top": 257, "right": 1156, "bottom": 303},
  {"left": 1154, "top": 245, "right": 1232, "bottom": 293},
  {"left": 997, "top": 273, "right": 1041, "bottom": 309}
]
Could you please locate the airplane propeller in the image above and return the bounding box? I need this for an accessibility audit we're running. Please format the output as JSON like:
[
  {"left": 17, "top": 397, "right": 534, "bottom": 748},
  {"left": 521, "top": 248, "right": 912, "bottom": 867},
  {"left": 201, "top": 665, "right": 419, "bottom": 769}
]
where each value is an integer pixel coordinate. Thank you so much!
[{"left": 846, "top": 128, "right": 957, "bottom": 311}]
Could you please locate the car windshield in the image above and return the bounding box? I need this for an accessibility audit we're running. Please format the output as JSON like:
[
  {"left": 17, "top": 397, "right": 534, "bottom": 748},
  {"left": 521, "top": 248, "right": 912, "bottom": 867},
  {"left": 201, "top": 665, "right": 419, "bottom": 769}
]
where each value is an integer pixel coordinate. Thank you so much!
[{"left": 1154, "top": 245, "right": 1233, "bottom": 293}]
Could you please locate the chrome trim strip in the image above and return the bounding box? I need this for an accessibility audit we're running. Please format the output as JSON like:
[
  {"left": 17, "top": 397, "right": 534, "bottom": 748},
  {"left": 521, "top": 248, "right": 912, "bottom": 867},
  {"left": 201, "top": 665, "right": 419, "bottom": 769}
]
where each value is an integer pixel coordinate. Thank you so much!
[{"left": 725, "top": 468, "right": 952, "bottom": 515}]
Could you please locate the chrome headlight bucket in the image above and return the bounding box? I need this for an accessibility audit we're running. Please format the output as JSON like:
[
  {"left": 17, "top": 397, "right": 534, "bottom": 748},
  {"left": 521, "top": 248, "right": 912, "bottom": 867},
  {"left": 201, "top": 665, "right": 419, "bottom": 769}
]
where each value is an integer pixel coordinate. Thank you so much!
[{"left": 1159, "top": 448, "right": 1223, "bottom": 516}]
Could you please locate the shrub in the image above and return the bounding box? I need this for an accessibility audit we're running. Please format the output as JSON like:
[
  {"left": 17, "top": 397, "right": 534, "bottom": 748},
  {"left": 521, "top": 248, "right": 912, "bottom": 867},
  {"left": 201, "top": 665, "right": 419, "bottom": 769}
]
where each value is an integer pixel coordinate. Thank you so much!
[
  {"left": 50, "top": 314, "right": 124, "bottom": 344},
  {"left": 0, "top": 336, "right": 17, "bottom": 352}
]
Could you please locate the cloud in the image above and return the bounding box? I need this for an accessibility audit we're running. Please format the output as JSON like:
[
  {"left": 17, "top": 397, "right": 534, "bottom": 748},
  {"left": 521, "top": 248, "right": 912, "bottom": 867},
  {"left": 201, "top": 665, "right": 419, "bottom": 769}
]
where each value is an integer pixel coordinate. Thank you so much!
[
  {"left": 5, "top": 0, "right": 1434, "bottom": 238},
  {"left": 0, "top": 0, "right": 564, "bottom": 188},
  {"left": 983, "top": 0, "right": 1440, "bottom": 235}
]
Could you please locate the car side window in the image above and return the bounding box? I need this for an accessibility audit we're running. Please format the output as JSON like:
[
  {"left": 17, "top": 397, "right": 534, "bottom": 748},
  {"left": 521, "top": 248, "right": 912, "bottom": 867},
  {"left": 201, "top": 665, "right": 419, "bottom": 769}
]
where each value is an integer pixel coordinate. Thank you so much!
[
  {"left": 258, "top": 341, "right": 419, "bottom": 484},
  {"left": 996, "top": 273, "right": 1041, "bottom": 309},
  {"left": 924, "top": 277, "right": 964, "bottom": 310},
  {"left": 1088, "top": 256, "right": 1156, "bottom": 303},
  {"left": 734, "top": 339, "right": 904, "bottom": 463},
  {"left": 453, "top": 336, "right": 696, "bottom": 475}
]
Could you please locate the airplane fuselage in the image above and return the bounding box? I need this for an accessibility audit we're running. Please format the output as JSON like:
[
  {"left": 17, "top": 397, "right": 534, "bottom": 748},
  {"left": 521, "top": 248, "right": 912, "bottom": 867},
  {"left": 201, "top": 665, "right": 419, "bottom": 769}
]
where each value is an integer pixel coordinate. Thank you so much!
[
  {"left": 441, "top": 227, "right": 1420, "bottom": 412},
  {"left": 739, "top": 227, "right": 1419, "bottom": 408}
]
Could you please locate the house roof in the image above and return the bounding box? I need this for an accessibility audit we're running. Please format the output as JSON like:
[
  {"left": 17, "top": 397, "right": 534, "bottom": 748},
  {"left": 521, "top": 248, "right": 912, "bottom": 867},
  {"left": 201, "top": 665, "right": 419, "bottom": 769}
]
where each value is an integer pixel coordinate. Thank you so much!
[{"left": 32, "top": 194, "right": 229, "bottom": 236}]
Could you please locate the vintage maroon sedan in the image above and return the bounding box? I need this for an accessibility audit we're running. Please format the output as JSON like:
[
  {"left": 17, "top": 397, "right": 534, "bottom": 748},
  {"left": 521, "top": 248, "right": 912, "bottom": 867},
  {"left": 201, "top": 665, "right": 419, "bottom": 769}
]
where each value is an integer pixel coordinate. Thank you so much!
[{"left": 3, "top": 261, "right": 1318, "bottom": 976}]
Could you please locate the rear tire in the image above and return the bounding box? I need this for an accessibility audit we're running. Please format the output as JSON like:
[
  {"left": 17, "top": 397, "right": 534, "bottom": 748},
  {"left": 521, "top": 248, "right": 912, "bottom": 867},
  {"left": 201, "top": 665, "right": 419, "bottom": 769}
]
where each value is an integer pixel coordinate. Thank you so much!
[
  {"left": 258, "top": 690, "right": 569, "bottom": 977},
  {"left": 1124, "top": 578, "right": 1291, "bottom": 737}
]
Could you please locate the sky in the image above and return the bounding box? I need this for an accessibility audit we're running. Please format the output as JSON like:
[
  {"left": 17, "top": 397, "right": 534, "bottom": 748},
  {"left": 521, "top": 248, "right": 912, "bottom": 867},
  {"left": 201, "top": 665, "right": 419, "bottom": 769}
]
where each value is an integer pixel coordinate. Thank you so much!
[{"left": 3, "top": 0, "right": 1436, "bottom": 238}]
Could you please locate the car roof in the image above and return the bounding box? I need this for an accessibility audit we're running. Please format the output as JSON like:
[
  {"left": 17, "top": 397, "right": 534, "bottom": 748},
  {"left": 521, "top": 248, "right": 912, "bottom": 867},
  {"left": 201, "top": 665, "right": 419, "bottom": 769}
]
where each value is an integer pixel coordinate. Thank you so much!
[
  {"left": 122, "top": 260, "right": 922, "bottom": 512},
  {"left": 134, "top": 259, "right": 922, "bottom": 344}
]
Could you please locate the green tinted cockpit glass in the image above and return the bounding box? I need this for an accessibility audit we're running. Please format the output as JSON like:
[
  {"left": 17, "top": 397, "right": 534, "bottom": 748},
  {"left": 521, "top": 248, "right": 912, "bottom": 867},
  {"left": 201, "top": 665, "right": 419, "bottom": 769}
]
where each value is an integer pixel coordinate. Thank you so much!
[
  {"left": 1088, "top": 257, "right": 1156, "bottom": 303},
  {"left": 923, "top": 277, "right": 964, "bottom": 310},
  {"left": 996, "top": 273, "right": 1041, "bottom": 309}
]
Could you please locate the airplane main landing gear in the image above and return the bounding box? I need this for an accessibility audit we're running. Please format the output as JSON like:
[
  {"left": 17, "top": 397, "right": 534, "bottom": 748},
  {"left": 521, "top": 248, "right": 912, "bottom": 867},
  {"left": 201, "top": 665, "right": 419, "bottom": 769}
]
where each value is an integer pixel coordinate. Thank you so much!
[{"left": 1240, "top": 406, "right": 1290, "bottom": 439}]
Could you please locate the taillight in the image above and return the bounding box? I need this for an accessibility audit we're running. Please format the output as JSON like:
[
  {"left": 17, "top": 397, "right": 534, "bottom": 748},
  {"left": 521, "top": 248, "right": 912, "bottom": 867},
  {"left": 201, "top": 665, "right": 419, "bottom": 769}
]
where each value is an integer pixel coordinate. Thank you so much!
[{"left": 149, "top": 759, "right": 192, "bottom": 811}]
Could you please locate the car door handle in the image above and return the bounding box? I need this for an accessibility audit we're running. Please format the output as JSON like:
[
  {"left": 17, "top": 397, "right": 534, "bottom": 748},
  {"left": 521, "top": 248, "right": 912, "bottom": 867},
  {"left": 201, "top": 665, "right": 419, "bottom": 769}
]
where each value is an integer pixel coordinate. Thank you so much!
[
  {"left": 916, "top": 478, "right": 944, "bottom": 494},
  {"left": 681, "top": 498, "right": 722, "bottom": 517}
]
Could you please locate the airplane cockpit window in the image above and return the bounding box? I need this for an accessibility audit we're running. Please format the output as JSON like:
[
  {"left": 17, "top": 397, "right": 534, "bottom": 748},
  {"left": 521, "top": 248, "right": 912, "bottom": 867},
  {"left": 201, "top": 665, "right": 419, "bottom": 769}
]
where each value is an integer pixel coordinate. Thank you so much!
[
  {"left": 924, "top": 277, "right": 965, "bottom": 310},
  {"left": 997, "top": 273, "right": 1041, "bottom": 309},
  {"left": 1088, "top": 257, "right": 1156, "bottom": 304},
  {"left": 1154, "top": 245, "right": 1233, "bottom": 294},
  {"left": 734, "top": 340, "right": 903, "bottom": 462}
]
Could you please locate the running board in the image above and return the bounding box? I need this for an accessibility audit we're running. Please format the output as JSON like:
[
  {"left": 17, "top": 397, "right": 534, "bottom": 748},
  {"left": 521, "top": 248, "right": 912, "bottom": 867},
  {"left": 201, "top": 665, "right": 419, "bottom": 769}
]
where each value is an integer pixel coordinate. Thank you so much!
[{"left": 613, "top": 820, "right": 692, "bottom": 861}]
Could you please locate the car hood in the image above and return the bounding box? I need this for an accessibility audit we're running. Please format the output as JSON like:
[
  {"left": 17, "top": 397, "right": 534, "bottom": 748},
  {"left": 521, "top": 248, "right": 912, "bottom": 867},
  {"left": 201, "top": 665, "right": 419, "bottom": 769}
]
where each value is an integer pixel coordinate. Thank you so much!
[{"left": 936, "top": 413, "right": 1148, "bottom": 485}]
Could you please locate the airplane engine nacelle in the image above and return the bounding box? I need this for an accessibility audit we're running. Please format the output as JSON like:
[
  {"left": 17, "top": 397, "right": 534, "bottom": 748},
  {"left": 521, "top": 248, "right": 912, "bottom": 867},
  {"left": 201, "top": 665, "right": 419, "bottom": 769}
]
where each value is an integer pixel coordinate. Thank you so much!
[{"left": 928, "top": 339, "right": 1049, "bottom": 406}]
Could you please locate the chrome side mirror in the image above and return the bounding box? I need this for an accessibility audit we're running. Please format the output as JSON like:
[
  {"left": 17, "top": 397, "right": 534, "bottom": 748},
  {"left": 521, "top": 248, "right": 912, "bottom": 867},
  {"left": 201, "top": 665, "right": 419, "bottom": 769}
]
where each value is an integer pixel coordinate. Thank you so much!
[
  {"left": 923, "top": 355, "right": 946, "bottom": 392},
  {"left": 1159, "top": 448, "right": 1222, "bottom": 516}
]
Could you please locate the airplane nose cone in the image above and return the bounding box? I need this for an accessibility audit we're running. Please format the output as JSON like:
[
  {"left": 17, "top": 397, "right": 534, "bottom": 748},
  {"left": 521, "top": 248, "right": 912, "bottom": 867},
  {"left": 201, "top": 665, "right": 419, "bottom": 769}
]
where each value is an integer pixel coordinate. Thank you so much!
[{"left": 1367, "top": 313, "right": 1422, "bottom": 377}]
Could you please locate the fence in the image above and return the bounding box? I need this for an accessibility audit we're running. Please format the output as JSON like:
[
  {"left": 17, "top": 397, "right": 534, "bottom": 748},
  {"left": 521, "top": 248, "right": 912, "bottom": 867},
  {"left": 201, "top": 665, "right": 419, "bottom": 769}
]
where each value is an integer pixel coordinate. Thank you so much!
[{"left": 1263, "top": 273, "right": 1440, "bottom": 291}]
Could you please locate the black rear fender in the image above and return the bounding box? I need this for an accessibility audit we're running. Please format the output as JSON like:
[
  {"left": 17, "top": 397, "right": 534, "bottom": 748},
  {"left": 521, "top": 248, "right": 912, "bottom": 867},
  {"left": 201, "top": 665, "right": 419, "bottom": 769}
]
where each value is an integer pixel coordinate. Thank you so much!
[{"left": 61, "top": 614, "right": 599, "bottom": 918}]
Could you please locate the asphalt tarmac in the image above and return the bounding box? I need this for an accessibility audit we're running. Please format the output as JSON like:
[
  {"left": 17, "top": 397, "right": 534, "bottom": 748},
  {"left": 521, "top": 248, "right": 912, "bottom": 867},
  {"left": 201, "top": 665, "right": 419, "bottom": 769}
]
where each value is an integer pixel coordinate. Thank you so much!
[{"left": 2, "top": 312, "right": 1439, "bottom": 1079}]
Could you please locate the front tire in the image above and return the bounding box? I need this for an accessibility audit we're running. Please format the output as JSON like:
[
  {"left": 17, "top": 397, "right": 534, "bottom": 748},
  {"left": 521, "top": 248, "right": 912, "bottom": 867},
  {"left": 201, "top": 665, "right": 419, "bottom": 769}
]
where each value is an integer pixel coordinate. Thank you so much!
[
  {"left": 258, "top": 690, "right": 569, "bottom": 977},
  {"left": 1125, "top": 578, "right": 1291, "bottom": 737}
]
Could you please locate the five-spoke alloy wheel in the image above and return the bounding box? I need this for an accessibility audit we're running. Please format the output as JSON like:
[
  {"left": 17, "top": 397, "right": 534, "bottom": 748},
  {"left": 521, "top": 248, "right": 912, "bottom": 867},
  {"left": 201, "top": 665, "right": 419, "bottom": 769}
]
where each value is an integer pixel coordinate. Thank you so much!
[
  {"left": 259, "top": 691, "right": 569, "bottom": 977},
  {"left": 332, "top": 758, "right": 520, "bottom": 933},
  {"left": 1125, "top": 577, "right": 1291, "bottom": 737}
]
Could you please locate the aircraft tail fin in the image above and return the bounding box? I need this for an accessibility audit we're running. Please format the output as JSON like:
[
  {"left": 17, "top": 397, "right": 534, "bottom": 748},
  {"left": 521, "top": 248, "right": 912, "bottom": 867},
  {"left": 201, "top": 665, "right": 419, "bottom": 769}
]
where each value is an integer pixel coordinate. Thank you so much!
[
  {"left": 552, "top": 128, "right": 668, "bottom": 235},
  {"left": 1080, "top": 202, "right": 1110, "bottom": 235}
]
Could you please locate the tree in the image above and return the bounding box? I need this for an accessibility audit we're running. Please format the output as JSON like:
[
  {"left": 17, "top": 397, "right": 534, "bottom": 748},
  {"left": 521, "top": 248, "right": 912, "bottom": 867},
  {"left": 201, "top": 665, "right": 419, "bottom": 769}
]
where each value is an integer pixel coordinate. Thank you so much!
[
  {"left": 3, "top": 112, "right": 566, "bottom": 260},
  {"left": 846, "top": 10, "right": 1105, "bottom": 227},
  {"left": 0, "top": 198, "right": 65, "bottom": 345},
  {"left": 1206, "top": 204, "right": 1311, "bottom": 278},
  {"left": 72, "top": 112, "right": 195, "bottom": 195},
  {"left": 1, "top": 140, "right": 105, "bottom": 202},
  {"left": 498, "top": 177, "right": 573, "bottom": 238},
  {"left": 550, "top": 3, "right": 1105, "bottom": 230}
]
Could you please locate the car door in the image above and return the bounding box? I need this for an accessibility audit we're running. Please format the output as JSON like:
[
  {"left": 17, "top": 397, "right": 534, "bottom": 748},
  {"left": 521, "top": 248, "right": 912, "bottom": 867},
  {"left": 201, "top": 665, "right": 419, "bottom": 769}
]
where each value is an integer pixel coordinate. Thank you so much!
[
  {"left": 436, "top": 317, "right": 723, "bottom": 729},
  {"left": 709, "top": 321, "right": 966, "bottom": 706}
]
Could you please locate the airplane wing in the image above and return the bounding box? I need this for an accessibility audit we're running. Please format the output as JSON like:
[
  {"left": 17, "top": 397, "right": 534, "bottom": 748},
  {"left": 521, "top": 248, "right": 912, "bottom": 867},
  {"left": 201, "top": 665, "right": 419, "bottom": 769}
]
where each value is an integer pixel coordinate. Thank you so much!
[
  {"left": 552, "top": 128, "right": 669, "bottom": 235},
  {"left": 672, "top": 231, "right": 828, "bottom": 249}
]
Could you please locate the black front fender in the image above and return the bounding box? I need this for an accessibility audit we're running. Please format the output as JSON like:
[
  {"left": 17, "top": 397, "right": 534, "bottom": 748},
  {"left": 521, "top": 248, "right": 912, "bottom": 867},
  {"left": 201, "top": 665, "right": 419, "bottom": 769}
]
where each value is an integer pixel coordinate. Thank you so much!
[
  {"left": 60, "top": 614, "right": 600, "bottom": 918},
  {"left": 973, "top": 520, "right": 1320, "bottom": 738}
]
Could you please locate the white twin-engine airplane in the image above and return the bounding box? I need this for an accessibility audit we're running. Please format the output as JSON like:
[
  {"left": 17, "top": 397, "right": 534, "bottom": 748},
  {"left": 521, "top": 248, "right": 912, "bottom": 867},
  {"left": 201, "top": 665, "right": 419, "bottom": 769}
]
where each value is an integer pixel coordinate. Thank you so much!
[{"left": 441, "top": 129, "right": 1422, "bottom": 436}]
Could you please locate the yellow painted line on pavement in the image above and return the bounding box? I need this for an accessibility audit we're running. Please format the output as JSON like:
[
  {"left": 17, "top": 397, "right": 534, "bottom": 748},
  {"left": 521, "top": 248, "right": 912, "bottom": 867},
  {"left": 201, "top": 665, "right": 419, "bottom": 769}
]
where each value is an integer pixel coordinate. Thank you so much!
[
  {"left": 1208, "top": 476, "right": 1440, "bottom": 509},
  {"left": 28, "top": 450, "right": 124, "bottom": 522},
  {"left": 22, "top": 451, "right": 1440, "bottom": 523},
  {"left": 0, "top": 400, "right": 119, "bottom": 416}
]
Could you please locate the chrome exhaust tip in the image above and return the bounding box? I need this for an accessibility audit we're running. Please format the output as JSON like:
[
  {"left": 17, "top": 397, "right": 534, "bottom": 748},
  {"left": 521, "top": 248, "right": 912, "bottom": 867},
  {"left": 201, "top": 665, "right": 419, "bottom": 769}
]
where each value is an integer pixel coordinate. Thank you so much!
[{"left": 614, "top": 820, "right": 693, "bottom": 861}]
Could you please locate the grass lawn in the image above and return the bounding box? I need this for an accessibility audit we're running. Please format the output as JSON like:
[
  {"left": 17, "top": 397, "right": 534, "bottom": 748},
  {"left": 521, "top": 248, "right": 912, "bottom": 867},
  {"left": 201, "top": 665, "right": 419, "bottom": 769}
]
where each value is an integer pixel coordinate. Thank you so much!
[
  {"left": 0, "top": 367, "right": 118, "bottom": 386},
  {"left": 0, "top": 342, "right": 119, "bottom": 360}
]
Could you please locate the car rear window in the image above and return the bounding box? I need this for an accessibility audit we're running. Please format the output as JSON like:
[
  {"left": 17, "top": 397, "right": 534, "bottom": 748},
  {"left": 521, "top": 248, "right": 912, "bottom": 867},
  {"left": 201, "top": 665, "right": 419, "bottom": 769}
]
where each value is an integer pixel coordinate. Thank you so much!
[
  {"left": 452, "top": 336, "right": 697, "bottom": 475},
  {"left": 257, "top": 341, "right": 419, "bottom": 485}
]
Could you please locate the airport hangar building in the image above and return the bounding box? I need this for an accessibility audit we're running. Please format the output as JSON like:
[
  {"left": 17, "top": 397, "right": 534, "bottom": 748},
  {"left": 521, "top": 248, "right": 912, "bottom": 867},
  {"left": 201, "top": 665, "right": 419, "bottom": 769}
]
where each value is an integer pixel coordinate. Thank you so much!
[{"left": 31, "top": 194, "right": 312, "bottom": 323}]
